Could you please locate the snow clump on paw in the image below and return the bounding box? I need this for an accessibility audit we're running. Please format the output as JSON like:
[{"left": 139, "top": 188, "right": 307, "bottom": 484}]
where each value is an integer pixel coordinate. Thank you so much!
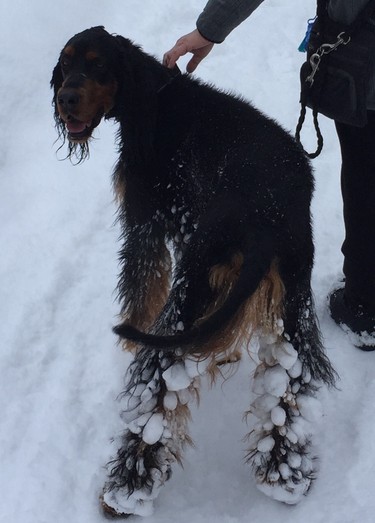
[
  {"left": 263, "top": 365, "right": 289, "bottom": 397},
  {"left": 272, "top": 341, "right": 298, "bottom": 370},
  {"left": 142, "top": 413, "right": 164, "bottom": 445},
  {"left": 102, "top": 486, "right": 155, "bottom": 517},
  {"left": 256, "top": 475, "right": 311, "bottom": 505},
  {"left": 162, "top": 362, "right": 191, "bottom": 391}
]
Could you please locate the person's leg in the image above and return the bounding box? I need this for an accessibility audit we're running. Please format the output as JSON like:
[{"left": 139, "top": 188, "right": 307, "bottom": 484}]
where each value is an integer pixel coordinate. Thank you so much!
[{"left": 330, "top": 112, "right": 375, "bottom": 347}]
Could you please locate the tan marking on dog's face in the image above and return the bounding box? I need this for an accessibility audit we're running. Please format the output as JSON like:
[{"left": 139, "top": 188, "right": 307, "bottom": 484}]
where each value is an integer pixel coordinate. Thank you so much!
[
  {"left": 57, "top": 78, "right": 117, "bottom": 119},
  {"left": 85, "top": 50, "right": 99, "bottom": 61},
  {"left": 56, "top": 78, "right": 118, "bottom": 142},
  {"left": 63, "top": 45, "right": 75, "bottom": 56},
  {"left": 78, "top": 78, "right": 118, "bottom": 117}
]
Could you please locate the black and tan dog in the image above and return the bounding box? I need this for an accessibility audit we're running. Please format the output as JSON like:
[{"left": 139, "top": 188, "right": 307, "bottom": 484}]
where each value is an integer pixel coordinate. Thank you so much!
[{"left": 51, "top": 26, "right": 335, "bottom": 517}]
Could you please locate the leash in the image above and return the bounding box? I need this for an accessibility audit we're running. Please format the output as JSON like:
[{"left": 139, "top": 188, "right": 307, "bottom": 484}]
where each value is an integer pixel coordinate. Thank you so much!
[
  {"left": 157, "top": 64, "right": 181, "bottom": 93},
  {"left": 295, "top": 0, "right": 375, "bottom": 158},
  {"left": 295, "top": 105, "right": 323, "bottom": 159},
  {"left": 295, "top": 28, "right": 350, "bottom": 158}
]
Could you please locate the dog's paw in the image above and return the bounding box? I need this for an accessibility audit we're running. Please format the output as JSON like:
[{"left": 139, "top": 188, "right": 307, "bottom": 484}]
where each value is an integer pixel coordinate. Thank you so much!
[
  {"left": 101, "top": 487, "right": 155, "bottom": 518},
  {"left": 101, "top": 496, "right": 131, "bottom": 519},
  {"left": 255, "top": 471, "right": 312, "bottom": 505}
]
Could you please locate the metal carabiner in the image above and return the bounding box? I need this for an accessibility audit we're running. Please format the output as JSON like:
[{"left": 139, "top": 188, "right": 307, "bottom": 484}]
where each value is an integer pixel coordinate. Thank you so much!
[
  {"left": 337, "top": 31, "right": 351, "bottom": 46},
  {"left": 306, "top": 52, "right": 322, "bottom": 85},
  {"left": 320, "top": 32, "right": 351, "bottom": 55},
  {"left": 305, "top": 31, "right": 351, "bottom": 86}
]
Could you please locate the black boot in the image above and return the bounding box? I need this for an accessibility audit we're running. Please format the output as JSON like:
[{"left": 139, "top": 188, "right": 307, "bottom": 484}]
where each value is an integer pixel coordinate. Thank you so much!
[{"left": 329, "top": 287, "right": 375, "bottom": 351}]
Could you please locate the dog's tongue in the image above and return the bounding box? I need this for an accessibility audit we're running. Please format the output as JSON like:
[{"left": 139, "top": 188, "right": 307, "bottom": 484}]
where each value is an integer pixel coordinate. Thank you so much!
[{"left": 66, "top": 120, "right": 90, "bottom": 134}]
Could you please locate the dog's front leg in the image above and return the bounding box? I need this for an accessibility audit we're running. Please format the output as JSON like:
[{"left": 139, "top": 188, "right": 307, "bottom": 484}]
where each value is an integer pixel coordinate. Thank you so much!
[
  {"left": 102, "top": 347, "right": 207, "bottom": 517},
  {"left": 117, "top": 221, "right": 171, "bottom": 334}
]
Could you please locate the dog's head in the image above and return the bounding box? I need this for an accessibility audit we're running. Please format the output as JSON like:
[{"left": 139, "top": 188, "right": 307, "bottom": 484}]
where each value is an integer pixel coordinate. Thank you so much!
[
  {"left": 52, "top": 26, "right": 179, "bottom": 162},
  {"left": 51, "top": 26, "right": 132, "bottom": 160}
]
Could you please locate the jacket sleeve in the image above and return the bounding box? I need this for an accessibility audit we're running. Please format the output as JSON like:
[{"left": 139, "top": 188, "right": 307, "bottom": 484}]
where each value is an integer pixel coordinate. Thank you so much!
[{"left": 196, "top": 0, "right": 265, "bottom": 43}]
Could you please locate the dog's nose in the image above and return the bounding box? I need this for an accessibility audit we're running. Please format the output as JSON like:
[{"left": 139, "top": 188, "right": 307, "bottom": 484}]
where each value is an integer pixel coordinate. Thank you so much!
[{"left": 58, "top": 89, "right": 80, "bottom": 111}]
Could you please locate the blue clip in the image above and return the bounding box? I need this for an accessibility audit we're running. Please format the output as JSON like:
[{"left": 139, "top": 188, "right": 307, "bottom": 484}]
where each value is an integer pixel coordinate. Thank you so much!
[{"left": 298, "top": 17, "right": 317, "bottom": 52}]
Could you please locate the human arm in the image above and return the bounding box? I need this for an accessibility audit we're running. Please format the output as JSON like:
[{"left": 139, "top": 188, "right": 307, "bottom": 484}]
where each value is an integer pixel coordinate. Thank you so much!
[{"left": 163, "top": 0, "right": 265, "bottom": 71}]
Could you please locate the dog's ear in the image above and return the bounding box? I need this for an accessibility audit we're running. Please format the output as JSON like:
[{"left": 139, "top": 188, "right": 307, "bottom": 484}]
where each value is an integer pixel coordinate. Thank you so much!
[
  {"left": 110, "top": 34, "right": 173, "bottom": 167},
  {"left": 50, "top": 60, "right": 63, "bottom": 121},
  {"left": 51, "top": 61, "right": 63, "bottom": 97},
  {"left": 113, "top": 35, "right": 170, "bottom": 96},
  {"left": 111, "top": 35, "right": 160, "bottom": 166}
]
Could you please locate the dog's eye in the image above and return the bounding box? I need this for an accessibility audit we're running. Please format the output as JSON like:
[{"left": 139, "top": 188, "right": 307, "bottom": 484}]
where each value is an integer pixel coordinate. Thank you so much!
[
  {"left": 60, "top": 58, "right": 71, "bottom": 69},
  {"left": 95, "top": 60, "right": 105, "bottom": 69}
]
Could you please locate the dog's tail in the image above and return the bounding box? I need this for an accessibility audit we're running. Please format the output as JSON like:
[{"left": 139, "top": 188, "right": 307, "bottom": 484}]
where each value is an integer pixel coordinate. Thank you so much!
[{"left": 113, "top": 236, "right": 277, "bottom": 353}]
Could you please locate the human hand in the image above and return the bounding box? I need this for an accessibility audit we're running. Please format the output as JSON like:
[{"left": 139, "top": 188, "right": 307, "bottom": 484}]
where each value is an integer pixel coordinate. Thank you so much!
[{"left": 163, "top": 29, "right": 214, "bottom": 73}]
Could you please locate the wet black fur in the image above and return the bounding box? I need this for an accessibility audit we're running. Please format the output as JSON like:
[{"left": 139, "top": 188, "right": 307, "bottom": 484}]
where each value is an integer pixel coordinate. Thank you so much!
[
  {"left": 106, "top": 349, "right": 175, "bottom": 496},
  {"left": 51, "top": 26, "right": 335, "bottom": 386}
]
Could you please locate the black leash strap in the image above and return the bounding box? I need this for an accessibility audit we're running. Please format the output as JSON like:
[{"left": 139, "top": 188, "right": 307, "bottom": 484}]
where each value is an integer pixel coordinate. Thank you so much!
[
  {"left": 157, "top": 64, "right": 181, "bottom": 94},
  {"left": 295, "top": 105, "right": 323, "bottom": 159}
]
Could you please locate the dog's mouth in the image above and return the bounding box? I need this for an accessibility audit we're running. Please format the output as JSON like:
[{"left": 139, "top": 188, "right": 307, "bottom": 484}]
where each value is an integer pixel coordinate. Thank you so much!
[{"left": 64, "top": 113, "right": 103, "bottom": 142}]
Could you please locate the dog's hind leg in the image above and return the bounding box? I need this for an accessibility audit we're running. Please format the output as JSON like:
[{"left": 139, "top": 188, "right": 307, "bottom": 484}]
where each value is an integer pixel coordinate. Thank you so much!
[
  {"left": 101, "top": 346, "right": 211, "bottom": 517},
  {"left": 114, "top": 206, "right": 278, "bottom": 353},
  {"left": 246, "top": 259, "right": 336, "bottom": 504}
]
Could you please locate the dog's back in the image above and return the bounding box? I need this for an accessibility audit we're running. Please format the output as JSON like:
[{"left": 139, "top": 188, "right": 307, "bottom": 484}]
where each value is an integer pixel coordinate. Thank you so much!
[{"left": 113, "top": 70, "right": 316, "bottom": 352}]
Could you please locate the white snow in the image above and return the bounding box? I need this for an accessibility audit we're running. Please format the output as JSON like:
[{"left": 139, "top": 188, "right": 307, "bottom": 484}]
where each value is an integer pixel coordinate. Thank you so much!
[
  {"left": 163, "top": 391, "right": 179, "bottom": 411},
  {"left": 288, "top": 357, "right": 303, "bottom": 379},
  {"left": 142, "top": 413, "right": 164, "bottom": 445},
  {"left": 257, "top": 478, "right": 311, "bottom": 505},
  {"left": 271, "top": 405, "right": 287, "bottom": 426},
  {"left": 251, "top": 393, "right": 281, "bottom": 419},
  {"left": 162, "top": 362, "right": 192, "bottom": 391},
  {"left": 257, "top": 434, "right": 275, "bottom": 452},
  {"left": 274, "top": 341, "right": 299, "bottom": 370},
  {"left": 263, "top": 365, "right": 290, "bottom": 397},
  {"left": 102, "top": 488, "right": 155, "bottom": 517},
  {"left": 297, "top": 394, "right": 324, "bottom": 423},
  {"left": 2, "top": 0, "right": 375, "bottom": 522}
]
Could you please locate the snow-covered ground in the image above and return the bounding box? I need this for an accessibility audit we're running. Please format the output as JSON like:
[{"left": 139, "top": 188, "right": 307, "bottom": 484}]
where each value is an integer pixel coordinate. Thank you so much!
[{"left": 1, "top": 1, "right": 375, "bottom": 522}]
